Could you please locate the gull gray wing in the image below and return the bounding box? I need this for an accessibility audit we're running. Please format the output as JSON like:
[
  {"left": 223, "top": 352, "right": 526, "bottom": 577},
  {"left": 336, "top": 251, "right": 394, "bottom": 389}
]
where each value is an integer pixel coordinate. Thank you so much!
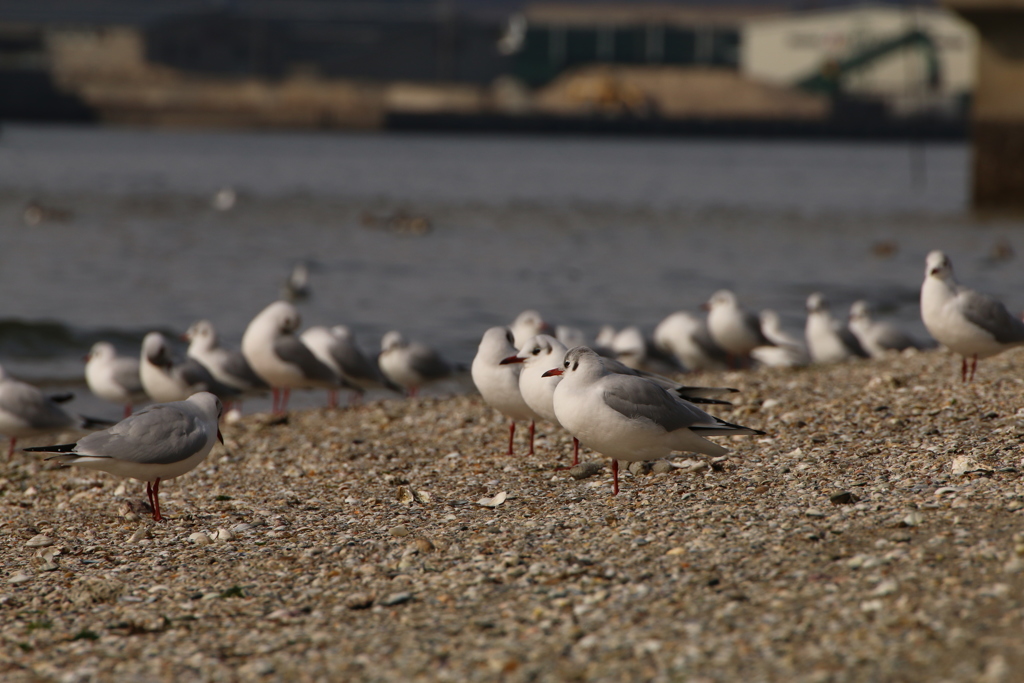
[
  {"left": 177, "top": 359, "right": 240, "bottom": 398},
  {"left": 331, "top": 343, "right": 383, "bottom": 383},
  {"left": 111, "top": 358, "right": 144, "bottom": 395},
  {"left": 838, "top": 326, "right": 870, "bottom": 358},
  {"left": 601, "top": 375, "right": 717, "bottom": 433},
  {"left": 408, "top": 343, "right": 453, "bottom": 381},
  {"left": 959, "top": 288, "right": 1024, "bottom": 344},
  {"left": 274, "top": 336, "right": 340, "bottom": 385},
  {"left": 873, "top": 324, "right": 919, "bottom": 352},
  {"left": 221, "top": 350, "right": 269, "bottom": 389},
  {"left": 744, "top": 311, "right": 773, "bottom": 346},
  {"left": 1, "top": 382, "right": 74, "bottom": 430},
  {"left": 74, "top": 403, "right": 207, "bottom": 464}
]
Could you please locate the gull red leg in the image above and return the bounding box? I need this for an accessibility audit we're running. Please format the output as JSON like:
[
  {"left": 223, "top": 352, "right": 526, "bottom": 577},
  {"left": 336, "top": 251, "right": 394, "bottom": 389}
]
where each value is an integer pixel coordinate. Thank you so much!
[
  {"left": 507, "top": 421, "right": 515, "bottom": 456},
  {"left": 961, "top": 357, "right": 968, "bottom": 383},
  {"left": 146, "top": 481, "right": 154, "bottom": 514},
  {"left": 152, "top": 478, "right": 162, "bottom": 521},
  {"left": 970, "top": 354, "right": 978, "bottom": 382},
  {"left": 271, "top": 388, "right": 280, "bottom": 414},
  {"left": 528, "top": 420, "right": 535, "bottom": 456},
  {"left": 123, "top": 405, "right": 132, "bottom": 419},
  {"left": 7, "top": 437, "right": 15, "bottom": 460},
  {"left": 572, "top": 437, "right": 579, "bottom": 467},
  {"left": 328, "top": 390, "right": 338, "bottom": 409},
  {"left": 612, "top": 460, "right": 619, "bottom": 496}
]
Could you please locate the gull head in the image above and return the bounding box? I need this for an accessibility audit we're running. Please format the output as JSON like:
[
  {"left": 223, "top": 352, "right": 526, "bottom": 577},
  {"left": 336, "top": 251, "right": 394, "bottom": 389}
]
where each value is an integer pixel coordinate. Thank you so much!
[
  {"left": 806, "top": 292, "right": 829, "bottom": 314},
  {"left": 543, "top": 346, "right": 604, "bottom": 378},
  {"left": 86, "top": 341, "right": 117, "bottom": 363},
  {"left": 381, "top": 330, "right": 407, "bottom": 353},
  {"left": 142, "top": 332, "right": 174, "bottom": 368},
  {"left": 849, "top": 300, "right": 871, "bottom": 323},
  {"left": 704, "top": 289, "right": 738, "bottom": 312},
  {"left": 184, "top": 320, "right": 218, "bottom": 348},
  {"left": 926, "top": 250, "right": 953, "bottom": 280},
  {"left": 510, "top": 334, "right": 565, "bottom": 366}
]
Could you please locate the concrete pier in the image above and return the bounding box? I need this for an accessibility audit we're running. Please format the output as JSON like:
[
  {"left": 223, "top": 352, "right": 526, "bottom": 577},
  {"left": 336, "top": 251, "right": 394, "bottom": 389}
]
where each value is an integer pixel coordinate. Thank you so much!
[{"left": 946, "top": 0, "right": 1024, "bottom": 212}]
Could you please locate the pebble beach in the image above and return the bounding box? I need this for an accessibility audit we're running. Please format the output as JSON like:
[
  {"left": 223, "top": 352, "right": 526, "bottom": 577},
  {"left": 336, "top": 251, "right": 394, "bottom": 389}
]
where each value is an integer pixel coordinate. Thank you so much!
[{"left": 2, "top": 348, "right": 1024, "bottom": 682}]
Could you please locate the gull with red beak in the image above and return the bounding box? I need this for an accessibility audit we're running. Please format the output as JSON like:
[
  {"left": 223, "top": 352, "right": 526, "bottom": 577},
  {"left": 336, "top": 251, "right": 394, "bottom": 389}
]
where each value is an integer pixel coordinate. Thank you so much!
[
  {"left": 473, "top": 326, "right": 540, "bottom": 455},
  {"left": 24, "top": 392, "right": 224, "bottom": 521},
  {"left": 543, "top": 347, "right": 763, "bottom": 495},
  {"left": 921, "top": 250, "right": 1024, "bottom": 382}
]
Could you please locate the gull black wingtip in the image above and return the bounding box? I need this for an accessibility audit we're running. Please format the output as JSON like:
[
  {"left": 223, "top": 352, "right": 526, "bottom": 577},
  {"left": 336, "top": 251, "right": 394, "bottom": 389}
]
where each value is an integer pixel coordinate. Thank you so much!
[{"left": 23, "top": 443, "right": 78, "bottom": 454}]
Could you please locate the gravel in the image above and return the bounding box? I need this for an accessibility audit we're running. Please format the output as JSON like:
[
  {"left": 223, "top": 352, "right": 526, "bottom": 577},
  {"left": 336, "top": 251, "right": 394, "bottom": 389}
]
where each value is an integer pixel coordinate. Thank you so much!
[{"left": 2, "top": 348, "right": 1024, "bottom": 681}]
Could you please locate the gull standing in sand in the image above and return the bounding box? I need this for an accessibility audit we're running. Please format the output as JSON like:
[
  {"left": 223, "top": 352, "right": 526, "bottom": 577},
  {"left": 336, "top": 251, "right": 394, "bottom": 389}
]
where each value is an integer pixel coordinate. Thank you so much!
[
  {"left": 0, "top": 364, "right": 112, "bottom": 459},
  {"left": 544, "top": 347, "right": 762, "bottom": 495},
  {"left": 25, "top": 392, "right": 223, "bottom": 521},
  {"left": 378, "top": 331, "right": 458, "bottom": 397},
  {"left": 241, "top": 301, "right": 352, "bottom": 413},
  {"left": 140, "top": 332, "right": 239, "bottom": 403},
  {"left": 653, "top": 311, "right": 729, "bottom": 372},
  {"left": 751, "top": 310, "right": 810, "bottom": 368},
  {"left": 301, "top": 325, "right": 399, "bottom": 406},
  {"left": 805, "top": 293, "right": 868, "bottom": 364},
  {"left": 848, "top": 301, "right": 921, "bottom": 359},
  {"left": 184, "top": 320, "right": 268, "bottom": 402},
  {"left": 704, "top": 290, "right": 772, "bottom": 367},
  {"left": 472, "top": 327, "right": 541, "bottom": 455},
  {"left": 85, "top": 341, "right": 148, "bottom": 417},
  {"left": 921, "top": 250, "right": 1024, "bottom": 382}
]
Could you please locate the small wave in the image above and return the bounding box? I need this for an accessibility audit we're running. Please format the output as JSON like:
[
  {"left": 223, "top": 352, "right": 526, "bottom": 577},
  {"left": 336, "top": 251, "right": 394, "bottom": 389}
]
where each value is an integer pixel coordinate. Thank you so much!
[{"left": 0, "top": 319, "right": 174, "bottom": 360}]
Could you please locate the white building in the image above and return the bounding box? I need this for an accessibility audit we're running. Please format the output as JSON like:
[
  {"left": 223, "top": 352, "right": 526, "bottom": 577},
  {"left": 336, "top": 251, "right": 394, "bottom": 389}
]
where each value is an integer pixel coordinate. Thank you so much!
[{"left": 741, "top": 4, "right": 976, "bottom": 114}]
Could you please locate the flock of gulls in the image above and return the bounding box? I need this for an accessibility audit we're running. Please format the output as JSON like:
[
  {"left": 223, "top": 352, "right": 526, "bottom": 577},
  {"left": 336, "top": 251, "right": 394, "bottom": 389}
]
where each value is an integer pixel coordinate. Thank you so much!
[{"left": 3, "top": 250, "right": 1024, "bottom": 519}]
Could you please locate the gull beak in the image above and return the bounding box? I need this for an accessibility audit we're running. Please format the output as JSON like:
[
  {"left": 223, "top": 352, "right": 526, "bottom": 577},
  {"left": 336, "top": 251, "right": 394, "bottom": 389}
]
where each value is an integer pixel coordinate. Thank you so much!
[
  {"left": 541, "top": 368, "right": 563, "bottom": 377},
  {"left": 180, "top": 332, "right": 190, "bottom": 342},
  {"left": 699, "top": 302, "right": 711, "bottom": 311},
  {"left": 82, "top": 354, "right": 91, "bottom": 362},
  {"left": 217, "top": 428, "right": 224, "bottom": 445},
  {"left": 499, "top": 355, "right": 524, "bottom": 365},
  {"left": 929, "top": 268, "right": 941, "bottom": 276}
]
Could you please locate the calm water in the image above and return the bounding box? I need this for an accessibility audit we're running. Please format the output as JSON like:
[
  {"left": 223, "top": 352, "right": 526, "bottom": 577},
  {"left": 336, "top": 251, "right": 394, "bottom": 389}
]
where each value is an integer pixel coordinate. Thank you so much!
[{"left": 1, "top": 124, "right": 1022, "bottom": 414}]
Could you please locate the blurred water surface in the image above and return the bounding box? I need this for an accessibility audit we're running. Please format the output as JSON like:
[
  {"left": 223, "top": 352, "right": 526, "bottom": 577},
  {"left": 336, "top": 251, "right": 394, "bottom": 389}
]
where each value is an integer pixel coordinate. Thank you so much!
[{"left": 0, "top": 124, "right": 1021, "bottom": 413}]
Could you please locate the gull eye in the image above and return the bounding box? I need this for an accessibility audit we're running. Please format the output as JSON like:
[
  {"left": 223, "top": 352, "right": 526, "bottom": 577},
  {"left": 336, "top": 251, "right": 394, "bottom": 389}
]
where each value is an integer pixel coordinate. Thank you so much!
[
  {"left": 532, "top": 348, "right": 539, "bottom": 355},
  {"left": 563, "top": 360, "right": 569, "bottom": 368}
]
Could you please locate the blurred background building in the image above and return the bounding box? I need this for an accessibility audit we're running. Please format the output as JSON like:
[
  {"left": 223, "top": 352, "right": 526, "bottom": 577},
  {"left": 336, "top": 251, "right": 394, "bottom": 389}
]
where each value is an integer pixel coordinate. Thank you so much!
[{"left": 0, "top": 0, "right": 978, "bottom": 134}]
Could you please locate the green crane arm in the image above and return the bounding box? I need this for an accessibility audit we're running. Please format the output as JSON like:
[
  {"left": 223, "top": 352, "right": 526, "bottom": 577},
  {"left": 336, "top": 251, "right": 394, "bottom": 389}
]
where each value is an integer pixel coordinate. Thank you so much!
[{"left": 797, "top": 28, "right": 941, "bottom": 94}]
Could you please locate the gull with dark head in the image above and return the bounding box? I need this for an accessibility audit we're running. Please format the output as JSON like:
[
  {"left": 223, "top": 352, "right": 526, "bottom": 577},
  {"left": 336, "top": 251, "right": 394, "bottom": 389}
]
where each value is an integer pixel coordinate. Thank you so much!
[
  {"left": 25, "top": 392, "right": 223, "bottom": 521},
  {"left": 301, "top": 325, "right": 399, "bottom": 406},
  {"left": 184, "top": 320, "right": 268, "bottom": 402},
  {"left": 543, "top": 347, "right": 763, "bottom": 495},
  {"left": 848, "top": 301, "right": 921, "bottom": 359},
  {"left": 921, "top": 250, "right": 1024, "bottom": 381}
]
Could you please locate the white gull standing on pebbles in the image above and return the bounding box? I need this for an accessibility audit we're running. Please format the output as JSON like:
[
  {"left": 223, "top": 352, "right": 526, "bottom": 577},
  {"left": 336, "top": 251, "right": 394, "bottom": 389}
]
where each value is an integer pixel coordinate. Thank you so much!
[
  {"left": 805, "top": 293, "right": 868, "bottom": 364},
  {"left": 544, "top": 347, "right": 763, "bottom": 495},
  {"left": 653, "top": 311, "right": 729, "bottom": 372},
  {"left": 184, "top": 320, "right": 268, "bottom": 402},
  {"left": 301, "top": 325, "right": 399, "bottom": 407},
  {"left": 241, "top": 301, "right": 352, "bottom": 413},
  {"left": 751, "top": 310, "right": 810, "bottom": 368},
  {"left": 848, "top": 301, "right": 921, "bottom": 359},
  {"left": 704, "top": 290, "right": 772, "bottom": 367},
  {"left": 472, "top": 327, "right": 541, "bottom": 455},
  {"left": 921, "top": 250, "right": 1024, "bottom": 382},
  {"left": 140, "top": 332, "right": 239, "bottom": 404},
  {"left": 85, "top": 341, "right": 148, "bottom": 417},
  {"left": 378, "top": 331, "right": 458, "bottom": 397},
  {"left": 25, "top": 392, "right": 223, "bottom": 521},
  {"left": 0, "top": 364, "right": 113, "bottom": 459}
]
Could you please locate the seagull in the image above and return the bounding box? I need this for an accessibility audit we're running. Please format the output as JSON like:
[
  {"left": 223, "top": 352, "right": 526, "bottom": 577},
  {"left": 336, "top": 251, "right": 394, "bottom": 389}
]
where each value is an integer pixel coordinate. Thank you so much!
[
  {"left": 751, "top": 310, "right": 810, "bottom": 368},
  {"left": 85, "top": 341, "right": 148, "bottom": 418},
  {"left": 472, "top": 327, "right": 541, "bottom": 455},
  {"left": 184, "top": 320, "right": 269, "bottom": 403},
  {"left": 24, "top": 392, "right": 223, "bottom": 521},
  {"left": 378, "top": 331, "right": 458, "bottom": 397},
  {"left": 282, "top": 262, "right": 311, "bottom": 302},
  {"left": 543, "top": 347, "right": 763, "bottom": 495},
  {"left": 704, "top": 290, "right": 772, "bottom": 367},
  {"left": 805, "top": 293, "right": 868, "bottom": 364},
  {"left": 241, "top": 301, "right": 352, "bottom": 413},
  {"left": 610, "top": 326, "right": 687, "bottom": 375},
  {"left": 848, "top": 301, "right": 921, "bottom": 359},
  {"left": 140, "top": 332, "right": 239, "bottom": 404},
  {"left": 921, "top": 250, "right": 1024, "bottom": 382},
  {"left": 510, "top": 310, "right": 552, "bottom": 349},
  {"left": 0, "top": 364, "right": 112, "bottom": 459},
  {"left": 506, "top": 335, "right": 738, "bottom": 469},
  {"left": 300, "top": 325, "right": 399, "bottom": 407},
  {"left": 653, "top": 311, "right": 729, "bottom": 372}
]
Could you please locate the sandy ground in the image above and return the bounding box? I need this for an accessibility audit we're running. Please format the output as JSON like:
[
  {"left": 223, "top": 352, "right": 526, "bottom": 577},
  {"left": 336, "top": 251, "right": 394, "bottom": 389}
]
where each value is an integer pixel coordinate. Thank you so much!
[{"left": 2, "top": 348, "right": 1024, "bottom": 682}]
